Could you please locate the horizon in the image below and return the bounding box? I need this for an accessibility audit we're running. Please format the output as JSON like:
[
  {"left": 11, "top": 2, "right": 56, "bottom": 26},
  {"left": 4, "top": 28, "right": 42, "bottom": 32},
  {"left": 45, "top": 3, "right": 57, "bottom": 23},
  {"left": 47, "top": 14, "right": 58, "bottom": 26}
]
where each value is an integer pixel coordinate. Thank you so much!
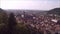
[{"left": 0, "top": 7, "right": 60, "bottom": 11}]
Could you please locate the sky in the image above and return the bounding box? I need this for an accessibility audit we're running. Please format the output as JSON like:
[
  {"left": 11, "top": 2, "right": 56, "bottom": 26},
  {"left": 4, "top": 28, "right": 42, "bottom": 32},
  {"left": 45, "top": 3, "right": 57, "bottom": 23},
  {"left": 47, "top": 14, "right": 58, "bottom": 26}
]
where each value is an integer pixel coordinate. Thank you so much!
[{"left": 0, "top": 0, "right": 60, "bottom": 10}]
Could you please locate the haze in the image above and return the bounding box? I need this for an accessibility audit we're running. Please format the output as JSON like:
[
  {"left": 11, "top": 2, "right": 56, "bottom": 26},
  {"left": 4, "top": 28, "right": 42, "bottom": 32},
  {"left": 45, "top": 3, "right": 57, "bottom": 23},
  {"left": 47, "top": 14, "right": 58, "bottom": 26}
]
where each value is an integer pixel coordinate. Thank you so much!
[{"left": 0, "top": 0, "right": 60, "bottom": 10}]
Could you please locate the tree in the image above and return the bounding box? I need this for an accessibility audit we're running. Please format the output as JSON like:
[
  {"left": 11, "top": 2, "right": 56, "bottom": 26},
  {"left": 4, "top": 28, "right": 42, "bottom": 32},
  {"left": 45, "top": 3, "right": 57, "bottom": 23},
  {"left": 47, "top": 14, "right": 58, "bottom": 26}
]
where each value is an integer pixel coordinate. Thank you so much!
[
  {"left": 0, "top": 8, "right": 4, "bottom": 24},
  {"left": 8, "top": 13, "right": 17, "bottom": 34},
  {"left": 2, "top": 12, "right": 8, "bottom": 24},
  {"left": 0, "top": 8, "right": 8, "bottom": 24}
]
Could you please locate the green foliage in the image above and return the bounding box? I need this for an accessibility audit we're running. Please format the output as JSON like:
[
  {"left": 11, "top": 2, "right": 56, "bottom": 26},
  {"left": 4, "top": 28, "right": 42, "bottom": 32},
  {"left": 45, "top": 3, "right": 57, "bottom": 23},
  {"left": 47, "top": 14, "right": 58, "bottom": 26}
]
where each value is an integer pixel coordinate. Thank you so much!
[
  {"left": 48, "top": 8, "right": 60, "bottom": 15},
  {"left": 16, "top": 23, "right": 31, "bottom": 34},
  {"left": 0, "top": 23, "right": 30, "bottom": 34},
  {"left": 0, "top": 9, "right": 8, "bottom": 24}
]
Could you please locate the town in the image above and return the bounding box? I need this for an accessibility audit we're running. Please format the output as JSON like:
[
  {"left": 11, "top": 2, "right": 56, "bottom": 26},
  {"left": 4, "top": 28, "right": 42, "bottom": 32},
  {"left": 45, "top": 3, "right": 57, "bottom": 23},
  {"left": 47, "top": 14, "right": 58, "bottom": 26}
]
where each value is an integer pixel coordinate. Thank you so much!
[{"left": 0, "top": 8, "right": 60, "bottom": 34}]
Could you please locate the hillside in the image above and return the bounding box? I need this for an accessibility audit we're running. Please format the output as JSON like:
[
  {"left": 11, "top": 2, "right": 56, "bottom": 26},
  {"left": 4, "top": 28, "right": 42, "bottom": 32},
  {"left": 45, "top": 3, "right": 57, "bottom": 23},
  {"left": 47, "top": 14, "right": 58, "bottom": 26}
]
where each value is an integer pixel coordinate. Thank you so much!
[{"left": 47, "top": 8, "right": 60, "bottom": 15}]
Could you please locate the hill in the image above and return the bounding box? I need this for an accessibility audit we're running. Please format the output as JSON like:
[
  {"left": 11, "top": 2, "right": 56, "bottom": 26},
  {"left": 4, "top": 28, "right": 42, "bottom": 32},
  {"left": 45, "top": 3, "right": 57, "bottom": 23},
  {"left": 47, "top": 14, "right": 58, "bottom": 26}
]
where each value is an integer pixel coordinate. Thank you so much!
[{"left": 47, "top": 8, "right": 60, "bottom": 15}]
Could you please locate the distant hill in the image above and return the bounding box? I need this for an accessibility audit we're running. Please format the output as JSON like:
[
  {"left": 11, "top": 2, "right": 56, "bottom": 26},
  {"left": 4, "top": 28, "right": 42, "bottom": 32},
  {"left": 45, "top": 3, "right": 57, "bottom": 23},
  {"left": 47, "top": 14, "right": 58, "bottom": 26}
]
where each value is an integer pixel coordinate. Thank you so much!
[
  {"left": 0, "top": 8, "right": 7, "bottom": 13},
  {"left": 0, "top": 8, "right": 4, "bottom": 12},
  {"left": 5, "top": 9, "right": 48, "bottom": 16},
  {"left": 47, "top": 8, "right": 60, "bottom": 15}
]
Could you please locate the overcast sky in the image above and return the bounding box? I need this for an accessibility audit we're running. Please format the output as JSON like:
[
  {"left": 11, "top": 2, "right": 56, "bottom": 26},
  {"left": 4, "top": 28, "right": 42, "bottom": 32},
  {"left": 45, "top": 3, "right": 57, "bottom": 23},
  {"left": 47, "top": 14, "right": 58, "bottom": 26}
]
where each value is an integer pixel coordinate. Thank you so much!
[{"left": 0, "top": 0, "right": 60, "bottom": 10}]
